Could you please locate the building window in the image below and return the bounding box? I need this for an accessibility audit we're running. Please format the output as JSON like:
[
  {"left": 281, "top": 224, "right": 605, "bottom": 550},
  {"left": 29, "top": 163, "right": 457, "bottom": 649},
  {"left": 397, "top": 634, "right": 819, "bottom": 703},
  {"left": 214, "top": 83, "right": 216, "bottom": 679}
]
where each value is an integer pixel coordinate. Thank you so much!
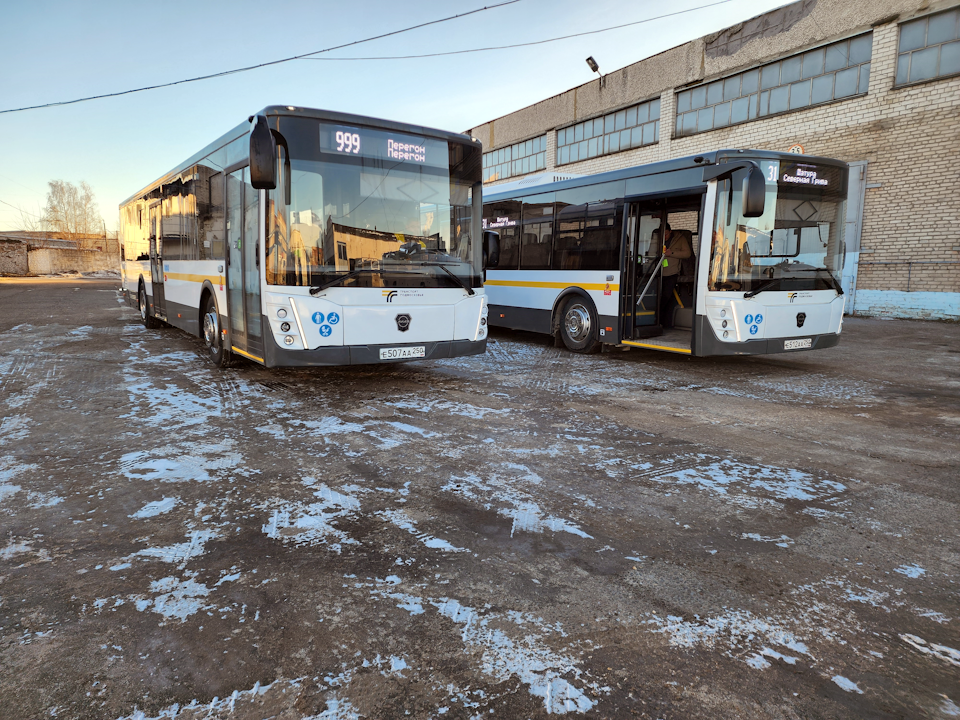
[
  {"left": 483, "top": 135, "right": 546, "bottom": 183},
  {"left": 896, "top": 8, "right": 960, "bottom": 86},
  {"left": 675, "top": 33, "right": 872, "bottom": 137},
  {"left": 556, "top": 98, "right": 660, "bottom": 166}
]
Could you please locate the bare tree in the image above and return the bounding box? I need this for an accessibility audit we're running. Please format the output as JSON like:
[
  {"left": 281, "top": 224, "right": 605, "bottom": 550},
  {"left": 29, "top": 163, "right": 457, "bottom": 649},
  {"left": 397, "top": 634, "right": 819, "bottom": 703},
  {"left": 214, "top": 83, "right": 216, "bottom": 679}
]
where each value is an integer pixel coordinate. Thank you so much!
[{"left": 42, "top": 180, "right": 104, "bottom": 247}]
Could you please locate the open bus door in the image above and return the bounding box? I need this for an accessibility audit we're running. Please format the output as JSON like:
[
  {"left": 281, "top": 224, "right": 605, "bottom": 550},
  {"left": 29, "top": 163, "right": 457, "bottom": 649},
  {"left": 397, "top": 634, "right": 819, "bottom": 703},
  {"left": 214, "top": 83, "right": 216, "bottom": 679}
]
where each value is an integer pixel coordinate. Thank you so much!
[
  {"left": 148, "top": 202, "right": 166, "bottom": 321},
  {"left": 224, "top": 165, "right": 264, "bottom": 363},
  {"left": 621, "top": 196, "right": 701, "bottom": 354}
]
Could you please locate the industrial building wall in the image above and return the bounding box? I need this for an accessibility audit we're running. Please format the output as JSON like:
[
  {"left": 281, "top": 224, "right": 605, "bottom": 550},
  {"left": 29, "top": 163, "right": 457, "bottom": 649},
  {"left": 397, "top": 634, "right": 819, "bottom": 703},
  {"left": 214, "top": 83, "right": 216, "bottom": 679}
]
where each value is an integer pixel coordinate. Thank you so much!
[
  {"left": 27, "top": 249, "right": 120, "bottom": 276},
  {"left": 469, "top": 0, "right": 960, "bottom": 319},
  {"left": 0, "top": 240, "right": 28, "bottom": 276}
]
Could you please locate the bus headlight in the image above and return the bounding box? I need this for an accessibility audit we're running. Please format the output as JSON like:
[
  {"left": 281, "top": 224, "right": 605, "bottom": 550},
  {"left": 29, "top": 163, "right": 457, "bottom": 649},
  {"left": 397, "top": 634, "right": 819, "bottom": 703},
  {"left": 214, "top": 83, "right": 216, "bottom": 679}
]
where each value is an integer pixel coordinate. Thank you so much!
[
  {"left": 281, "top": 321, "right": 291, "bottom": 332},
  {"left": 283, "top": 336, "right": 295, "bottom": 346},
  {"left": 723, "top": 331, "right": 729, "bottom": 339},
  {"left": 277, "top": 308, "right": 288, "bottom": 318}
]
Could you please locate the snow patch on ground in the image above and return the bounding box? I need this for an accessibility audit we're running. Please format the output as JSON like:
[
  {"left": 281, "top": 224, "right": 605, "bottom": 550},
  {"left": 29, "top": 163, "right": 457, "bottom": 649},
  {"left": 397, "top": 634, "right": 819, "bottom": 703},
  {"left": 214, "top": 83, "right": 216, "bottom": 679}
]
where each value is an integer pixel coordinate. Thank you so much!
[
  {"left": 129, "top": 497, "right": 178, "bottom": 519},
  {"left": 648, "top": 610, "right": 811, "bottom": 668},
  {"left": 893, "top": 563, "right": 925, "bottom": 579},
  {"left": 380, "top": 509, "right": 468, "bottom": 553},
  {"left": 443, "top": 470, "right": 593, "bottom": 540},
  {"left": 369, "top": 578, "right": 603, "bottom": 714},
  {"left": 831, "top": 675, "right": 863, "bottom": 693},
  {"left": 900, "top": 634, "right": 960, "bottom": 668},
  {"left": 262, "top": 484, "right": 361, "bottom": 552},
  {"left": 125, "top": 530, "right": 218, "bottom": 568}
]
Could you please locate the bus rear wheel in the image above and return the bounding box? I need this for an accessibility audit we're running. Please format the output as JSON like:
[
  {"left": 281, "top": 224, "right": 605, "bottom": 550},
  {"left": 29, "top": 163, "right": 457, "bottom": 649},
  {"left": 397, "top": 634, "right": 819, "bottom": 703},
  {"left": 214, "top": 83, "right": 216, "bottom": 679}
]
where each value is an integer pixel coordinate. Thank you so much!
[
  {"left": 559, "top": 295, "right": 600, "bottom": 353},
  {"left": 202, "top": 294, "right": 232, "bottom": 368},
  {"left": 139, "top": 283, "right": 161, "bottom": 329}
]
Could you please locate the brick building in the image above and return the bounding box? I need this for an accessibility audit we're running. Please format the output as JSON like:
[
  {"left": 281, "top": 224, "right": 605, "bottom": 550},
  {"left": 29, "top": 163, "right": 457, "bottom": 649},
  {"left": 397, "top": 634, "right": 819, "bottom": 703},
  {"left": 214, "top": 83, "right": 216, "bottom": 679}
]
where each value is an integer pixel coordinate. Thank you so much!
[{"left": 468, "top": 0, "right": 960, "bottom": 319}]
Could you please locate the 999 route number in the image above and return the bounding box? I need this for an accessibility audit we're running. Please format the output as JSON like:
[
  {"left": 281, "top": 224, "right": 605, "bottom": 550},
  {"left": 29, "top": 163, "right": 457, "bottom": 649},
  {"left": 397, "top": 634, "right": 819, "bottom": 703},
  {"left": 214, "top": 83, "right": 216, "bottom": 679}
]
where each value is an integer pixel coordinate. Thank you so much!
[{"left": 336, "top": 131, "right": 361, "bottom": 154}]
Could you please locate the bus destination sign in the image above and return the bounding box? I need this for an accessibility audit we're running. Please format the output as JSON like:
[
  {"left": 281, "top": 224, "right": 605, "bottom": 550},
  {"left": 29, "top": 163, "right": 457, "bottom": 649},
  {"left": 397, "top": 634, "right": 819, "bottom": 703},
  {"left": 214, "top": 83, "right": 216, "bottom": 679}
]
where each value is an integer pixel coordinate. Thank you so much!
[
  {"left": 779, "top": 162, "right": 831, "bottom": 187},
  {"left": 760, "top": 160, "right": 844, "bottom": 194},
  {"left": 319, "top": 124, "right": 444, "bottom": 167}
]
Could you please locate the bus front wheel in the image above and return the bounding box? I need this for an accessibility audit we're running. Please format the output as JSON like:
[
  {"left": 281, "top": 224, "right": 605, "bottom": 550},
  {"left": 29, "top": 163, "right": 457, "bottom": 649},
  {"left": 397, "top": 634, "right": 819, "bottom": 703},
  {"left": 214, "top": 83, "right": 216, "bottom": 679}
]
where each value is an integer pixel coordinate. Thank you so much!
[
  {"left": 559, "top": 296, "right": 599, "bottom": 353},
  {"left": 202, "top": 294, "right": 232, "bottom": 368},
  {"left": 139, "top": 283, "right": 161, "bottom": 329}
]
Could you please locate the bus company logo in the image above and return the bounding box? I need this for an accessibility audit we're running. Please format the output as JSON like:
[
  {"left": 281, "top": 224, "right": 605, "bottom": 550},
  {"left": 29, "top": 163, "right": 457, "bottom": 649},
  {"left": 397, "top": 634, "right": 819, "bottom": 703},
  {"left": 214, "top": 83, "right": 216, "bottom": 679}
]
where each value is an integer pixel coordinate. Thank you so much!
[
  {"left": 395, "top": 314, "right": 411, "bottom": 332},
  {"left": 797, "top": 312, "right": 806, "bottom": 328},
  {"left": 788, "top": 292, "right": 798, "bottom": 302},
  {"left": 384, "top": 290, "right": 398, "bottom": 303}
]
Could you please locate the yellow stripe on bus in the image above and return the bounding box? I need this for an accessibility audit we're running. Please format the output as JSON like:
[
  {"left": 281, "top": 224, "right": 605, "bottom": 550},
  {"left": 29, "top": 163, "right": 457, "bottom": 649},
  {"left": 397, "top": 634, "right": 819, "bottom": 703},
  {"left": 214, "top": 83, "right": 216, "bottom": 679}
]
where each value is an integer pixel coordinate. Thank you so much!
[
  {"left": 621, "top": 340, "right": 692, "bottom": 354},
  {"left": 230, "top": 346, "right": 265, "bottom": 363},
  {"left": 164, "top": 272, "right": 221, "bottom": 284},
  {"left": 485, "top": 280, "right": 620, "bottom": 292}
]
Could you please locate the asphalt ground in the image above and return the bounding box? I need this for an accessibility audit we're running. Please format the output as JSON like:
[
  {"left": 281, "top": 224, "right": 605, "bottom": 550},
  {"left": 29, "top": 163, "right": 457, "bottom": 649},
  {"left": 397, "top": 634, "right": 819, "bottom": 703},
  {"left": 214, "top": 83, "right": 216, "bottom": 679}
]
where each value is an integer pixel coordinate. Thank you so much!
[{"left": 1, "top": 277, "right": 958, "bottom": 720}]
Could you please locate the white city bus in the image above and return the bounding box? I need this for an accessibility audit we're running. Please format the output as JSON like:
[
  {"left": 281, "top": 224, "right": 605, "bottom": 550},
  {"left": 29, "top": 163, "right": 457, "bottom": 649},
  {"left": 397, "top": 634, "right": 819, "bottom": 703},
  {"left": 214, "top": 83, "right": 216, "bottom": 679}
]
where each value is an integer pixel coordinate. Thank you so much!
[
  {"left": 482, "top": 149, "right": 849, "bottom": 356},
  {"left": 120, "top": 106, "right": 490, "bottom": 367}
]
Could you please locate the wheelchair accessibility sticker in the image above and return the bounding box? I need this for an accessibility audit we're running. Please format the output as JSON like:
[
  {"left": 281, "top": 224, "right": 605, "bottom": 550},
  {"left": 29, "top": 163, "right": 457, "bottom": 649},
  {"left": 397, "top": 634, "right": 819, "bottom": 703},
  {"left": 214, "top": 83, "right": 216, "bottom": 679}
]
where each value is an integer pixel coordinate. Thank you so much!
[{"left": 327, "top": 312, "right": 340, "bottom": 325}]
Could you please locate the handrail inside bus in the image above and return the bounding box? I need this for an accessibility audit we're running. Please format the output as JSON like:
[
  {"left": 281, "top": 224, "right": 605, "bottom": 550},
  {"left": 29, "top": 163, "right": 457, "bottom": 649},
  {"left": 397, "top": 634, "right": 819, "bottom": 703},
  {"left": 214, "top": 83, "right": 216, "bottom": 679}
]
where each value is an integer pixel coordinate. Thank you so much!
[{"left": 637, "top": 253, "right": 666, "bottom": 308}]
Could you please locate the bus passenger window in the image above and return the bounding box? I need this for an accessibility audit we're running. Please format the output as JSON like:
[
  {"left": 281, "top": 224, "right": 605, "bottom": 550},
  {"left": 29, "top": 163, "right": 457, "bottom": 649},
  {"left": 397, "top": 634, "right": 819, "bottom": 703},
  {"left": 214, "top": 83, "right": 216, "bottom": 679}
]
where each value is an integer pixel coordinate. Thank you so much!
[
  {"left": 482, "top": 200, "right": 520, "bottom": 269},
  {"left": 520, "top": 198, "right": 553, "bottom": 270}
]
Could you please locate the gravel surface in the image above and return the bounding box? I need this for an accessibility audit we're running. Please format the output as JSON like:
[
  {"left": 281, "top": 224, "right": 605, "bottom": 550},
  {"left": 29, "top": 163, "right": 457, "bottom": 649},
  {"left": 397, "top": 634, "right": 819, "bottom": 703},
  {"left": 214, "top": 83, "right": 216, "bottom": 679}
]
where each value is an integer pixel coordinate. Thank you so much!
[{"left": 1, "top": 277, "right": 958, "bottom": 719}]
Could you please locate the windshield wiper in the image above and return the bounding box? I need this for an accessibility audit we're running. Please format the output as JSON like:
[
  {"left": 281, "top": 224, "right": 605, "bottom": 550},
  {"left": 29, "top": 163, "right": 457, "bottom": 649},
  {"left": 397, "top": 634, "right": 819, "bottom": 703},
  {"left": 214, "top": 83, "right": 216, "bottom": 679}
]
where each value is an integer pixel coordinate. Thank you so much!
[
  {"left": 310, "top": 268, "right": 387, "bottom": 295},
  {"left": 785, "top": 268, "right": 845, "bottom": 295},
  {"left": 309, "top": 265, "right": 476, "bottom": 296},
  {"left": 743, "top": 279, "right": 779, "bottom": 298},
  {"left": 418, "top": 262, "right": 475, "bottom": 295}
]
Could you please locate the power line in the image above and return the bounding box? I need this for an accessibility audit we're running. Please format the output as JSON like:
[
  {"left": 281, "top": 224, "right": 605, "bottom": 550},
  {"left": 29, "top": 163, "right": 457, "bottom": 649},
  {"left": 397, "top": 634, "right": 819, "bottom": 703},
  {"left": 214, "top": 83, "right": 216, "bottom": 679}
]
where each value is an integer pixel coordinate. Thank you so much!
[
  {"left": 0, "top": 198, "right": 42, "bottom": 218},
  {"left": 0, "top": 0, "right": 522, "bottom": 115},
  {"left": 299, "top": 0, "right": 735, "bottom": 62}
]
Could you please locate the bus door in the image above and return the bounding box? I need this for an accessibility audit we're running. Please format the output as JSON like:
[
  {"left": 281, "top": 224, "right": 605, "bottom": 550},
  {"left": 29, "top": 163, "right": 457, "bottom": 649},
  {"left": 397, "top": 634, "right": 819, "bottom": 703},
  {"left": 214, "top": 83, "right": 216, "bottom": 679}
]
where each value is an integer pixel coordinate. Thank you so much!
[
  {"left": 623, "top": 200, "right": 666, "bottom": 338},
  {"left": 148, "top": 202, "right": 166, "bottom": 320},
  {"left": 225, "top": 166, "right": 263, "bottom": 361}
]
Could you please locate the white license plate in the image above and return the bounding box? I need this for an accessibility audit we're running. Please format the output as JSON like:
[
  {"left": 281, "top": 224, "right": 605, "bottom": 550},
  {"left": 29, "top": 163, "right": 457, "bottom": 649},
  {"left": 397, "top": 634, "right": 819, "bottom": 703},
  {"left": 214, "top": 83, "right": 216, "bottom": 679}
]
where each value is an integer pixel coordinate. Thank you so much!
[
  {"left": 784, "top": 338, "right": 813, "bottom": 350},
  {"left": 379, "top": 346, "right": 425, "bottom": 360}
]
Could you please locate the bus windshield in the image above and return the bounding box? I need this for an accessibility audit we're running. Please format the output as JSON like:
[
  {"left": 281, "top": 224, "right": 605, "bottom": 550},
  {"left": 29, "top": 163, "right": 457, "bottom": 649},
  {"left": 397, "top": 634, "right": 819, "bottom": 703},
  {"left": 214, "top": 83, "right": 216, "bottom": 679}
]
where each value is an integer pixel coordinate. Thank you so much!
[
  {"left": 266, "top": 117, "right": 482, "bottom": 289},
  {"left": 709, "top": 160, "right": 847, "bottom": 294}
]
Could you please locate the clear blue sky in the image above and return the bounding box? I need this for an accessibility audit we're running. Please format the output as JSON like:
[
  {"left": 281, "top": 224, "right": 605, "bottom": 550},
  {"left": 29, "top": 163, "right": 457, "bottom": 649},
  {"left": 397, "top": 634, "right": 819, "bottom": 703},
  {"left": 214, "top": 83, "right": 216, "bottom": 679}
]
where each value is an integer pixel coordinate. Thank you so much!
[{"left": 0, "top": 0, "right": 792, "bottom": 231}]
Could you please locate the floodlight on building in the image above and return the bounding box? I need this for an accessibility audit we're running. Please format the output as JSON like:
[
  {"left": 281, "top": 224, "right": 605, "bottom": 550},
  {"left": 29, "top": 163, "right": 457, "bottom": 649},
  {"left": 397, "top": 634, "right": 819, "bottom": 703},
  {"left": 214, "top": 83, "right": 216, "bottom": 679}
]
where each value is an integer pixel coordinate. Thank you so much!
[{"left": 586, "top": 56, "right": 604, "bottom": 88}]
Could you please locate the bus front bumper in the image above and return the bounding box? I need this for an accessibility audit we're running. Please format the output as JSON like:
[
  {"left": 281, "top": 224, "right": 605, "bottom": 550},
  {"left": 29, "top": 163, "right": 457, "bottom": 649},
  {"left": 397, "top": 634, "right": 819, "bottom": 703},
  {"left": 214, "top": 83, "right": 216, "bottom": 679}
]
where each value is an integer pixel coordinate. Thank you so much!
[
  {"left": 263, "top": 335, "right": 487, "bottom": 367},
  {"left": 694, "top": 316, "right": 839, "bottom": 356}
]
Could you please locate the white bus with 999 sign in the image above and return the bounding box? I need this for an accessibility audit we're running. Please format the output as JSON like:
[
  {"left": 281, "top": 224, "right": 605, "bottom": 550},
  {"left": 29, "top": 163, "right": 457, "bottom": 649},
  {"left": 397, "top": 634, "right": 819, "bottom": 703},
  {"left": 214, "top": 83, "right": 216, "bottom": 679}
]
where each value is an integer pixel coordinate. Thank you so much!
[{"left": 120, "top": 106, "right": 493, "bottom": 367}]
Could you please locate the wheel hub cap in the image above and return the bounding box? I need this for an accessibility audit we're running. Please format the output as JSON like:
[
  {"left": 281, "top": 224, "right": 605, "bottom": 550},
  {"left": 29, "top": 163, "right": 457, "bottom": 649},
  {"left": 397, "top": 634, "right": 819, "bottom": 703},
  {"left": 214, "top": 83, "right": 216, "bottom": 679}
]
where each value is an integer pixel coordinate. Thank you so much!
[
  {"left": 203, "top": 311, "right": 219, "bottom": 350},
  {"left": 565, "top": 305, "right": 591, "bottom": 342}
]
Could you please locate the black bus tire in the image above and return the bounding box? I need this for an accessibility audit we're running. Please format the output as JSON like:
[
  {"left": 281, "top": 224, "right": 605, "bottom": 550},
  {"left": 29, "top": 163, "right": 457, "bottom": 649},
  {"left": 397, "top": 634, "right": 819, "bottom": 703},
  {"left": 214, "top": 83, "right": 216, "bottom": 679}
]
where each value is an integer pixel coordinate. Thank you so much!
[
  {"left": 202, "top": 293, "right": 232, "bottom": 368},
  {"left": 559, "top": 295, "right": 600, "bottom": 353},
  {"left": 139, "top": 283, "right": 161, "bottom": 329}
]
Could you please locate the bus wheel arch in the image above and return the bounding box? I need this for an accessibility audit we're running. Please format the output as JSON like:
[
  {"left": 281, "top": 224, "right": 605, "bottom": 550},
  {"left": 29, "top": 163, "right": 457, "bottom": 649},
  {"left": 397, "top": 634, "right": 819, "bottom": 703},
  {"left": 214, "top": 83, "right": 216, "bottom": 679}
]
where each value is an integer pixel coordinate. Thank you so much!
[
  {"left": 200, "top": 287, "right": 232, "bottom": 368},
  {"left": 138, "top": 277, "right": 160, "bottom": 329},
  {"left": 553, "top": 289, "right": 600, "bottom": 353}
]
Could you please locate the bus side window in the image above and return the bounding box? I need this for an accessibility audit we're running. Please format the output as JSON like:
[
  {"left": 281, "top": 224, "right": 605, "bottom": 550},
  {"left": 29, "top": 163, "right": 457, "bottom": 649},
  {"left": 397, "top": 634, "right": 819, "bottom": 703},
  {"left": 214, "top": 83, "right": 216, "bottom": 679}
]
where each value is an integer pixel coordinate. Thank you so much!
[
  {"left": 482, "top": 200, "right": 520, "bottom": 269},
  {"left": 520, "top": 197, "right": 553, "bottom": 270},
  {"left": 198, "top": 169, "right": 225, "bottom": 260},
  {"left": 553, "top": 202, "right": 585, "bottom": 270},
  {"left": 580, "top": 200, "right": 619, "bottom": 270}
]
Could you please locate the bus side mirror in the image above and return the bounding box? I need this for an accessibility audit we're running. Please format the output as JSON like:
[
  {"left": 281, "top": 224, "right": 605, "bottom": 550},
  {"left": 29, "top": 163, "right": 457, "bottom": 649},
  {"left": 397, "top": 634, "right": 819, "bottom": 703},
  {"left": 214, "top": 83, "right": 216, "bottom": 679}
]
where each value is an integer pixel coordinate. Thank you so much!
[
  {"left": 742, "top": 165, "right": 766, "bottom": 217},
  {"left": 483, "top": 231, "right": 500, "bottom": 268},
  {"left": 249, "top": 115, "right": 277, "bottom": 190}
]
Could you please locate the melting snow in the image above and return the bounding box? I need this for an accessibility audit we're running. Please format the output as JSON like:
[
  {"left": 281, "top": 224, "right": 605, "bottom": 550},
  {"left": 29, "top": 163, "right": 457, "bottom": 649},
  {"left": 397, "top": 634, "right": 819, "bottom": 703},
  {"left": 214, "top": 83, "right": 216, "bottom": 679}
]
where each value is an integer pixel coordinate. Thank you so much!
[{"left": 129, "top": 497, "right": 178, "bottom": 519}]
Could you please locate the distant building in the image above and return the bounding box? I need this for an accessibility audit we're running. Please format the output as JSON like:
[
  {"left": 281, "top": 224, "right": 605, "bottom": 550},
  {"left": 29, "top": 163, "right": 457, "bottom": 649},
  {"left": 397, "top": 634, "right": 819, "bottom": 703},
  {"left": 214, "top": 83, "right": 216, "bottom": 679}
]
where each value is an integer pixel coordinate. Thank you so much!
[{"left": 468, "top": 0, "right": 960, "bottom": 319}]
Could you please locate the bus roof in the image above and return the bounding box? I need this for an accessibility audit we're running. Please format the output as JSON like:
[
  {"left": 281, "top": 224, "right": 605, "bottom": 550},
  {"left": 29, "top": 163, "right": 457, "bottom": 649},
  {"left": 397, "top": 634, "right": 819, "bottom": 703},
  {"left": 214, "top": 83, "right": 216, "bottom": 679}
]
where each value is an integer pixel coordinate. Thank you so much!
[
  {"left": 120, "top": 106, "right": 480, "bottom": 208},
  {"left": 482, "top": 149, "right": 848, "bottom": 203}
]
